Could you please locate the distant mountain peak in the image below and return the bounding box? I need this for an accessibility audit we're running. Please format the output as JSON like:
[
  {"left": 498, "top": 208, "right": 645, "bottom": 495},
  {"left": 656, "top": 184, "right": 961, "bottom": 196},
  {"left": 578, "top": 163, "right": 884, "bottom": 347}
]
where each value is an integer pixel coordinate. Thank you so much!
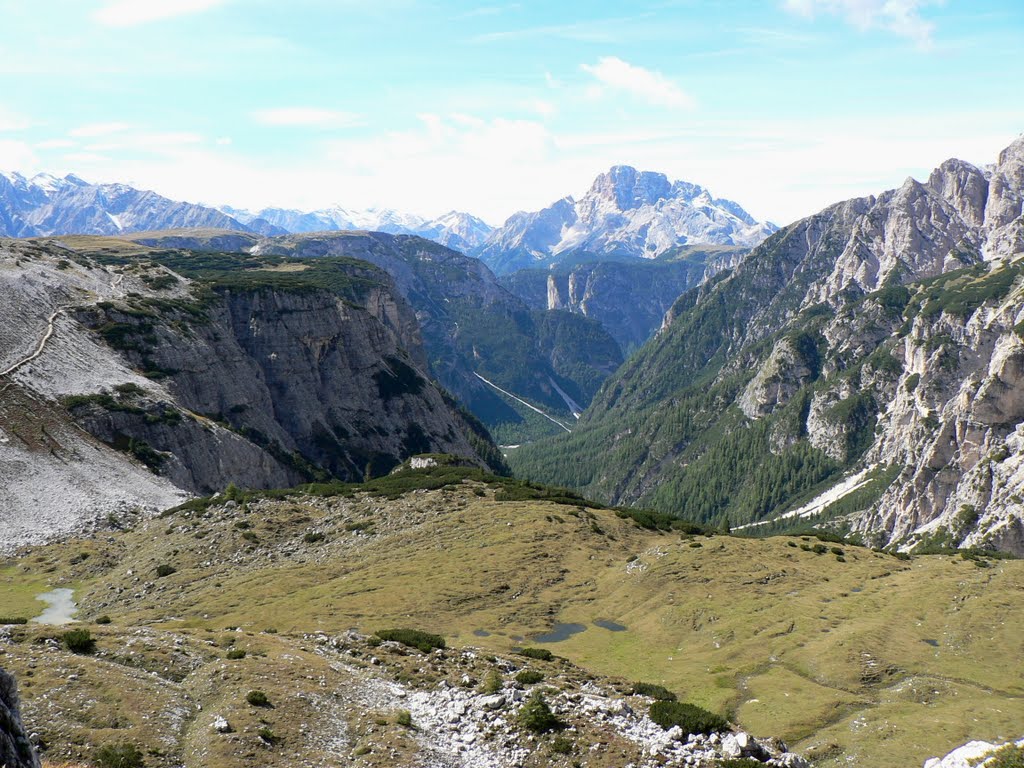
[{"left": 475, "top": 167, "right": 776, "bottom": 274}]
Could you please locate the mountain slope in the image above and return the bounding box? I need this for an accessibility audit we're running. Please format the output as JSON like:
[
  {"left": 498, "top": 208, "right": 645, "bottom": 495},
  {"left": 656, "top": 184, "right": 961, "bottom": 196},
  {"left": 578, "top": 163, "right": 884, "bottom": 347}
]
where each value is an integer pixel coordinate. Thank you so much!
[
  {"left": 510, "top": 136, "right": 1024, "bottom": 554},
  {"left": 130, "top": 230, "right": 624, "bottom": 443},
  {"left": 0, "top": 237, "right": 502, "bottom": 546},
  {"left": 475, "top": 166, "right": 776, "bottom": 274},
  {"left": 0, "top": 173, "right": 264, "bottom": 238}
]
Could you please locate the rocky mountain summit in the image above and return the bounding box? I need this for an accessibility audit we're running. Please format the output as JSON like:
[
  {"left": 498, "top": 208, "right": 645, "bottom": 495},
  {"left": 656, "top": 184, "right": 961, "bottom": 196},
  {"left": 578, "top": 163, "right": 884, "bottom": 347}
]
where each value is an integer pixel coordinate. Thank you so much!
[
  {"left": 511, "top": 136, "right": 1024, "bottom": 554},
  {"left": 475, "top": 166, "right": 776, "bottom": 274},
  {"left": 0, "top": 668, "right": 38, "bottom": 768}
]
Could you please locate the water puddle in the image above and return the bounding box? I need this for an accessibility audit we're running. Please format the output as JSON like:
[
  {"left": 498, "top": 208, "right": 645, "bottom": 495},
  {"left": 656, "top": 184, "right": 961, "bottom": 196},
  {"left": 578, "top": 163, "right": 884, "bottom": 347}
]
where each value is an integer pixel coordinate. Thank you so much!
[
  {"left": 850, "top": 587, "right": 863, "bottom": 593},
  {"left": 593, "top": 619, "right": 628, "bottom": 632},
  {"left": 531, "top": 623, "right": 587, "bottom": 644},
  {"left": 922, "top": 638, "right": 939, "bottom": 647},
  {"left": 472, "top": 629, "right": 491, "bottom": 637},
  {"left": 31, "top": 588, "right": 77, "bottom": 625}
]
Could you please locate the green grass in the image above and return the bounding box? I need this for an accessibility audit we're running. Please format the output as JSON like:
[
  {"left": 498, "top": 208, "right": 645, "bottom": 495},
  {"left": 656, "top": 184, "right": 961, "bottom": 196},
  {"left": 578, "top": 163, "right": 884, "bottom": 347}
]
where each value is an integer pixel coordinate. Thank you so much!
[{"left": 5, "top": 485, "right": 1022, "bottom": 768}]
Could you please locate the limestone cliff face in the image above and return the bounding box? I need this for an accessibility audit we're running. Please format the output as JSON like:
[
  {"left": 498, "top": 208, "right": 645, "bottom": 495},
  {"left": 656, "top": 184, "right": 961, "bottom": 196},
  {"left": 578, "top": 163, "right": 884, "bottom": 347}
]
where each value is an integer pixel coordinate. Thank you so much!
[
  {"left": 0, "top": 239, "right": 500, "bottom": 548},
  {"left": 500, "top": 248, "right": 744, "bottom": 352},
  {"left": 513, "top": 136, "right": 1024, "bottom": 553},
  {"left": 0, "top": 668, "right": 39, "bottom": 768}
]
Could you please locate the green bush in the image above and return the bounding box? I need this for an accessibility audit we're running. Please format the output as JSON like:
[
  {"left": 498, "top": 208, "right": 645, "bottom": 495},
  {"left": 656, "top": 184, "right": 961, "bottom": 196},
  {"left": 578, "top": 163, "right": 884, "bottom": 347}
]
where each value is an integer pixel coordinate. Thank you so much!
[
  {"left": 632, "top": 682, "right": 677, "bottom": 701},
  {"left": 716, "top": 760, "right": 766, "bottom": 768},
  {"left": 395, "top": 710, "right": 414, "bottom": 728},
  {"left": 550, "top": 736, "right": 574, "bottom": 755},
  {"left": 480, "top": 669, "right": 503, "bottom": 694},
  {"left": 63, "top": 628, "right": 96, "bottom": 654},
  {"left": 648, "top": 701, "right": 727, "bottom": 735},
  {"left": 0, "top": 617, "right": 28, "bottom": 625},
  {"left": 517, "top": 692, "right": 563, "bottom": 733},
  {"left": 985, "top": 744, "right": 1024, "bottom": 768},
  {"left": 517, "top": 647, "right": 553, "bottom": 661},
  {"left": 93, "top": 742, "right": 144, "bottom": 768},
  {"left": 257, "top": 727, "right": 280, "bottom": 745},
  {"left": 303, "top": 531, "right": 326, "bottom": 543},
  {"left": 95, "top": 615, "right": 112, "bottom": 625},
  {"left": 516, "top": 669, "right": 545, "bottom": 685},
  {"left": 226, "top": 649, "right": 246, "bottom": 660},
  {"left": 155, "top": 564, "right": 176, "bottom": 577},
  {"left": 246, "top": 690, "right": 270, "bottom": 707},
  {"left": 375, "top": 628, "right": 446, "bottom": 653}
]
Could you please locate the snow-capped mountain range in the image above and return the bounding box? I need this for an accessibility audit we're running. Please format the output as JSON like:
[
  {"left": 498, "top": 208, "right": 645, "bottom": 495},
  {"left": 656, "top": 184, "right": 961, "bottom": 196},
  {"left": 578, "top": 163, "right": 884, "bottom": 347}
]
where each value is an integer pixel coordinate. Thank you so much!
[
  {"left": 0, "top": 171, "right": 257, "bottom": 238},
  {"left": 221, "top": 205, "right": 494, "bottom": 253},
  {"left": 0, "top": 167, "right": 773, "bottom": 270},
  {"left": 473, "top": 166, "right": 778, "bottom": 274}
]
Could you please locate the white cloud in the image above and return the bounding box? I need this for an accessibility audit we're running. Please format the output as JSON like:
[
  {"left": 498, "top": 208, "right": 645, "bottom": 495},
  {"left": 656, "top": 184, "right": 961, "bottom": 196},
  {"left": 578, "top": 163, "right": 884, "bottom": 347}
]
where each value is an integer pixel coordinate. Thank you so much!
[
  {"left": 580, "top": 57, "right": 694, "bottom": 109},
  {"left": 69, "top": 122, "right": 132, "bottom": 138},
  {"left": 0, "top": 109, "right": 32, "bottom": 132},
  {"left": 0, "top": 139, "right": 36, "bottom": 170},
  {"left": 35, "top": 139, "right": 77, "bottom": 149},
  {"left": 93, "top": 0, "right": 229, "bottom": 27},
  {"left": 251, "top": 108, "right": 364, "bottom": 129},
  {"left": 782, "top": 0, "right": 938, "bottom": 46}
]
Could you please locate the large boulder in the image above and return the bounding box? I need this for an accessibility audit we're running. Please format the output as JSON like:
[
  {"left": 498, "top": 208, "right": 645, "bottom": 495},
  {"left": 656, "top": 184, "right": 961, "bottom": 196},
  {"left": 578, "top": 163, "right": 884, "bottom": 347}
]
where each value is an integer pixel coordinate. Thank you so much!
[{"left": 0, "top": 667, "right": 39, "bottom": 768}]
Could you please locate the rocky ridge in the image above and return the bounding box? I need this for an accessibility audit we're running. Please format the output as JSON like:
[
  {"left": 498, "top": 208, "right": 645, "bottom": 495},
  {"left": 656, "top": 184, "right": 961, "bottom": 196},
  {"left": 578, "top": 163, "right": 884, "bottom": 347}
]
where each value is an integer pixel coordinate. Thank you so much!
[
  {"left": 0, "top": 237, "right": 499, "bottom": 549},
  {"left": 0, "top": 172, "right": 267, "bottom": 238},
  {"left": 475, "top": 166, "right": 776, "bottom": 274},
  {"left": 511, "top": 135, "right": 1024, "bottom": 553}
]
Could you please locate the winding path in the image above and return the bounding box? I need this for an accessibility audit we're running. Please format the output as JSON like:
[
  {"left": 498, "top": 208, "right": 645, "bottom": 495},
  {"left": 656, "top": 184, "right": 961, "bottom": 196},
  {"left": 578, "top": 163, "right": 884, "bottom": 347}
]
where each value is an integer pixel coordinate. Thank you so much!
[
  {"left": 0, "top": 308, "right": 66, "bottom": 378},
  {"left": 0, "top": 271, "right": 124, "bottom": 380}
]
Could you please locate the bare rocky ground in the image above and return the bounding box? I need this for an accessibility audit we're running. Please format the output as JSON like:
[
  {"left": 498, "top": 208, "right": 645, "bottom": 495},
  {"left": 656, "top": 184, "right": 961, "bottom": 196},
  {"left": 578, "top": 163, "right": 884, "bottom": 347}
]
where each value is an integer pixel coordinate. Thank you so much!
[{"left": 0, "top": 623, "right": 807, "bottom": 768}]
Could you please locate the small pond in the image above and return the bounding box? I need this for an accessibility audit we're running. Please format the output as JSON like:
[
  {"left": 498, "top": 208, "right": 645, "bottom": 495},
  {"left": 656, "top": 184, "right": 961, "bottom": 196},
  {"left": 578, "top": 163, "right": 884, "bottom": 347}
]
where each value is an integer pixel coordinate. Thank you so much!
[
  {"left": 593, "top": 619, "right": 628, "bottom": 632},
  {"left": 531, "top": 623, "right": 588, "bottom": 644},
  {"left": 32, "top": 588, "right": 77, "bottom": 625}
]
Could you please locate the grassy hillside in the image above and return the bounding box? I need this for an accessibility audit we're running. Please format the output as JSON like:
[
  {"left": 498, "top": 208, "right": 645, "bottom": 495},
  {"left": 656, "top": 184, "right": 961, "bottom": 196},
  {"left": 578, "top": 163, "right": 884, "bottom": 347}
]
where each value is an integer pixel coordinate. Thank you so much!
[{"left": 2, "top": 469, "right": 1020, "bottom": 767}]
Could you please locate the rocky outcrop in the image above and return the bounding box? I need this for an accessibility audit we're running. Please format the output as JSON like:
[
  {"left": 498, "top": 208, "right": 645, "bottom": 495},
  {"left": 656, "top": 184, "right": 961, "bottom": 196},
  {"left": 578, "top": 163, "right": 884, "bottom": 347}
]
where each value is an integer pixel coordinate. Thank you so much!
[
  {"left": 923, "top": 737, "right": 1024, "bottom": 768},
  {"left": 499, "top": 246, "right": 744, "bottom": 352},
  {"left": 0, "top": 667, "right": 39, "bottom": 768}
]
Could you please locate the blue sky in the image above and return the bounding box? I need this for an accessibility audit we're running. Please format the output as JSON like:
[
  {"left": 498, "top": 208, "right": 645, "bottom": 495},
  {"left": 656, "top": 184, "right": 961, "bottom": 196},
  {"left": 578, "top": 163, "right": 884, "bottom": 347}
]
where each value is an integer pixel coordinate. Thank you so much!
[{"left": 0, "top": 0, "right": 1022, "bottom": 225}]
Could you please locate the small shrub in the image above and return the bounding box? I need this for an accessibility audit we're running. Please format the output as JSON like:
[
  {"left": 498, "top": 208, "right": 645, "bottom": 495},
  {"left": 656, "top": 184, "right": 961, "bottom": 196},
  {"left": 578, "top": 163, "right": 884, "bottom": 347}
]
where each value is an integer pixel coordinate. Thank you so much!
[
  {"left": 0, "top": 617, "right": 28, "bottom": 625},
  {"left": 786, "top": 541, "right": 798, "bottom": 548},
  {"left": 257, "top": 727, "right": 280, "bottom": 745},
  {"left": 517, "top": 647, "right": 553, "bottom": 661},
  {"left": 155, "top": 564, "right": 176, "bottom": 578},
  {"left": 63, "top": 628, "right": 96, "bottom": 654},
  {"left": 550, "top": 736, "right": 574, "bottom": 755},
  {"left": 93, "top": 741, "right": 144, "bottom": 768},
  {"left": 303, "top": 531, "right": 326, "bottom": 543},
  {"left": 395, "top": 710, "right": 414, "bottom": 728},
  {"left": 516, "top": 669, "right": 545, "bottom": 685},
  {"left": 481, "top": 669, "right": 503, "bottom": 694},
  {"left": 95, "top": 615, "right": 112, "bottom": 625},
  {"left": 689, "top": 541, "right": 703, "bottom": 548},
  {"left": 518, "top": 692, "right": 563, "bottom": 733},
  {"left": 375, "top": 628, "right": 446, "bottom": 653},
  {"left": 717, "top": 760, "right": 767, "bottom": 768},
  {"left": 353, "top": 745, "right": 371, "bottom": 756},
  {"left": 226, "top": 649, "right": 246, "bottom": 660},
  {"left": 985, "top": 744, "right": 1024, "bottom": 768},
  {"left": 246, "top": 690, "right": 270, "bottom": 707},
  {"left": 830, "top": 547, "right": 844, "bottom": 556},
  {"left": 241, "top": 531, "right": 259, "bottom": 543},
  {"left": 632, "top": 682, "right": 677, "bottom": 701},
  {"left": 648, "top": 701, "right": 728, "bottom": 735}
]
